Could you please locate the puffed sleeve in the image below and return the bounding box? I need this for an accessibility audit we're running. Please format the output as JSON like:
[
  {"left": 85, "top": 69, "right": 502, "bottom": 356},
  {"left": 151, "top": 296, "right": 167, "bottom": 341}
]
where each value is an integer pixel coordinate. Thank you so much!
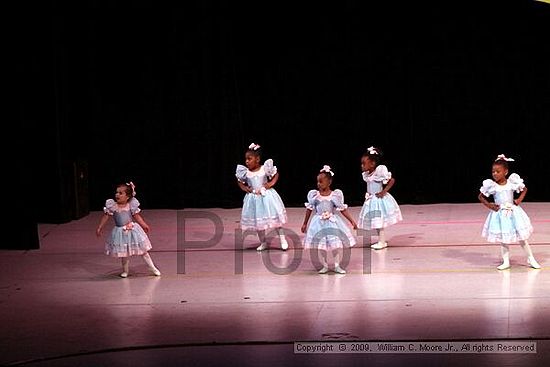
[
  {"left": 305, "top": 190, "right": 318, "bottom": 210},
  {"left": 235, "top": 164, "right": 248, "bottom": 182},
  {"left": 129, "top": 198, "right": 141, "bottom": 215},
  {"left": 479, "top": 179, "right": 496, "bottom": 197},
  {"left": 103, "top": 199, "right": 116, "bottom": 215},
  {"left": 263, "top": 159, "right": 278, "bottom": 179},
  {"left": 332, "top": 189, "right": 348, "bottom": 211},
  {"left": 508, "top": 173, "right": 525, "bottom": 193},
  {"left": 373, "top": 165, "right": 392, "bottom": 184},
  {"left": 362, "top": 171, "right": 369, "bottom": 183}
]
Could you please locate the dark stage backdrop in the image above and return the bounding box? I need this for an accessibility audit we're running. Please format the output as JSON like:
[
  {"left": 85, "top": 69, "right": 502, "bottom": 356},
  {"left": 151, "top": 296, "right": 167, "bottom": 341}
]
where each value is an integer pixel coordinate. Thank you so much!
[{"left": 16, "top": 1, "right": 550, "bottom": 223}]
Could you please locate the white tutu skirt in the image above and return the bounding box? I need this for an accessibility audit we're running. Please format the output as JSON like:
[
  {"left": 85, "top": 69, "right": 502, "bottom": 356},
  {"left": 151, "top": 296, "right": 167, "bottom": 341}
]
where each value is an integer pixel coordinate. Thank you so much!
[
  {"left": 240, "top": 189, "right": 287, "bottom": 231},
  {"left": 105, "top": 223, "right": 152, "bottom": 258},
  {"left": 358, "top": 193, "right": 403, "bottom": 229},
  {"left": 303, "top": 215, "right": 356, "bottom": 250},
  {"left": 482, "top": 206, "right": 533, "bottom": 243}
]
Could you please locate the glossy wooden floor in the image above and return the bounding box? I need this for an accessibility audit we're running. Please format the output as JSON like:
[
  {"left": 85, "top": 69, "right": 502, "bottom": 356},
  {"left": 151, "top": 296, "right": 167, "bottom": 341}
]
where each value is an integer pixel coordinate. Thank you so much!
[{"left": 1, "top": 204, "right": 549, "bottom": 366}]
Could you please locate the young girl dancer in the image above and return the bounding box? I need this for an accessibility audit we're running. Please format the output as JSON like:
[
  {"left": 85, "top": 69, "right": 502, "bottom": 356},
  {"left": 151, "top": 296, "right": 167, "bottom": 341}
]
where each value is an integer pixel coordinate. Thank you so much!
[
  {"left": 478, "top": 154, "right": 541, "bottom": 270},
  {"left": 302, "top": 165, "right": 357, "bottom": 274},
  {"left": 236, "top": 143, "right": 289, "bottom": 251},
  {"left": 357, "top": 146, "right": 403, "bottom": 249},
  {"left": 96, "top": 182, "right": 161, "bottom": 277}
]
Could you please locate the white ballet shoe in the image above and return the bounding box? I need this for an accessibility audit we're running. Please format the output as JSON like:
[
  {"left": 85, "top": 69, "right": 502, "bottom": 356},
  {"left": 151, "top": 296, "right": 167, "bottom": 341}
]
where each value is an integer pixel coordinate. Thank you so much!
[
  {"left": 318, "top": 266, "right": 329, "bottom": 274},
  {"left": 149, "top": 267, "right": 161, "bottom": 276},
  {"left": 256, "top": 242, "right": 268, "bottom": 251},
  {"left": 120, "top": 272, "right": 129, "bottom": 278},
  {"left": 371, "top": 241, "right": 388, "bottom": 250},
  {"left": 528, "top": 257, "right": 541, "bottom": 269},
  {"left": 497, "top": 262, "right": 510, "bottom": 270},
  {"left": 334, "top": 264, "right": 347, "bottom": 274},
  {"left": 280, "top": 238, "right": 289, "bottom": 251}
]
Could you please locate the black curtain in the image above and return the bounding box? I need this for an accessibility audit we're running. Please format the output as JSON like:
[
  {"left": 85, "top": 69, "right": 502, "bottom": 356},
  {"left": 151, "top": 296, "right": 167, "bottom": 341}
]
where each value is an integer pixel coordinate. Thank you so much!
[{"left": 17, "top": 1, "right": 550, "bottom": 223}]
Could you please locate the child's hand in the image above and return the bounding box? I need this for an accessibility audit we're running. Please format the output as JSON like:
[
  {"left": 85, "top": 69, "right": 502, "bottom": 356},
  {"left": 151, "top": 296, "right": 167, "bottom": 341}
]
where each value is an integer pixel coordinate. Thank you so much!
[
  {"left": 301, "top": 224, "right": 307, "bottom": 233},
  {"left": 141, "top": 224, "right": 150, "bottom": 233},
  {"left": 489, "top": 203, "right": 500, "bottom": 212},
  {"left": 253, "top": 187, "right": 267, "bottom": 196},
  {"left": 376, "top": 191, "right": 387, "bottom": 198},
  {"left": 514, "top": 199, "right": 521, "bottom": 206},
  {"left": 96, "top": 227, "right": 102, "bottom": 237},
  {"left": 351, "top": 222, "right": 358, "bottom": 230}
]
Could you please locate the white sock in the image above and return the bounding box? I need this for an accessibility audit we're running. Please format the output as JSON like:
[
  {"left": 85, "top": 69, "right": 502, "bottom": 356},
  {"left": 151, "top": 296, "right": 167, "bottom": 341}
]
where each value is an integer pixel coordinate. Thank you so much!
[
  {"left": 520, "top": 240, "right": 534, "bottom": 258},
  {"left": 333, "top": 249, "right": 347, "bottom": 273},
  {"left": 521, "top": 241, "right": 541, "bottom": 269},
  {"left": 278, "top": 228, "right": 288, "bottom": 250},
  {"left": 318, "top": 250, "right": 328, "bottom": 271},
  {"left": 121, "top": 258, "right": 130, "bottom": 277},
  {"left": 497, "top": 244, "right": 510, "bottom": 270},
  {"left": 142, "top": 253, "right": 161, "bottom": 275},
  {"left": 333, "top": 249, "right": 342, "bottom": 265}
]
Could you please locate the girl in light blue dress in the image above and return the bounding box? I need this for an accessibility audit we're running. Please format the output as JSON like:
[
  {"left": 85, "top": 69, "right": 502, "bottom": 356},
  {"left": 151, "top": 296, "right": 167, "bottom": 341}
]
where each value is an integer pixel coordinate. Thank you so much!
[
  {"left": 478, "top": 154, "right": 541, "bottom": 270},
  {"left": 236, "top": 143, "right": 289, "bottom": 251},
  {"left": 357, "top": 146, "right": 403, "bottom": 250},
  {"left": 96, "top": 182, "right": 161, "bottom": 277},
  {"left": 302, "top": 165, "right": 358, "bottom": 274}
]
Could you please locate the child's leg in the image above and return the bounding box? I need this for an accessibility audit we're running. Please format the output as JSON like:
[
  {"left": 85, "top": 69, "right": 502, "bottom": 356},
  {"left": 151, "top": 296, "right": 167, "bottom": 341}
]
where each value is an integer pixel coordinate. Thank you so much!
[
  {"left": 520, "top": 240, "right": 541, "bottom": 269},
  {"left": 318, "top": 249, "right": 329, "bottom": 274},
  {"left": 371, "top": 228, "right": 388, "bottom": 249},
  {"left": 142, "top": 252, "right": 161, "bottom": 276},
  {"left": 378, "top": 228, "right": 386, "bottom": 244},
  {"left": 497, "top": 244, "right": 511, "bottom": 270},
  {"left": 256, "top": 230, "right": 268, "bottom": 251},
  {"left": 369, "top": 228, "right": 381, "bottom": 245},
  {"left": 333, "top": 248, "right": 346, "bottom": 274},
  {"left": 120, "top": 257, "right": 130, "bottom": 278},
  {"left": 278, "top": 228, "right": 288, "bottom": 251}
]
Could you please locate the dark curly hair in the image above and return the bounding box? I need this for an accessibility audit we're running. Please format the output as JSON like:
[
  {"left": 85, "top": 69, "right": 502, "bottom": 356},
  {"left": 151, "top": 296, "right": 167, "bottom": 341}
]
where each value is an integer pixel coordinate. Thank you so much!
[
  {"left": 117, "top": 182, "right": 135, "bottom": 198},
  {"left": 362, "top": 146, "right": 383, "bottom": 166}
]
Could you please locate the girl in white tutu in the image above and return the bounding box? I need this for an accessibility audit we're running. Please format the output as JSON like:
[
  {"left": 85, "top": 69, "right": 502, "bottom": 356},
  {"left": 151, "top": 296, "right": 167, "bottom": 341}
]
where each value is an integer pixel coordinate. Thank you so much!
[
  {"left": 96, "top": 182, "right": 161, "bottom": 277},
  {"left": 301, "top": 165, "right": 358, "bottom": 274},
  {"left": 236, "top": 143, "right": 289, "bottom": 251},
  {"left": 357, "top": 146, "right": 402, "bottom": 249},
  {"left": 478, "top": 154, "right": 541, "bottom": 270}
]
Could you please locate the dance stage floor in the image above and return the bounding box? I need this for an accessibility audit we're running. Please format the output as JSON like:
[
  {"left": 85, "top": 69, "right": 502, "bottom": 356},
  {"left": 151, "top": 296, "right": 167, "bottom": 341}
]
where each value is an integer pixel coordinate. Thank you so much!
[{"left": 1, "top": 203, "right": 549, "bottom": 366}]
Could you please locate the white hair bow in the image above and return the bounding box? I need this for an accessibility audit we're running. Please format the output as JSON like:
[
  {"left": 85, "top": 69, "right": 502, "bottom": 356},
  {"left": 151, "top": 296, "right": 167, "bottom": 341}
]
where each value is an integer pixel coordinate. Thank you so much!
[
  {"left": 248, "top": 143, "right": 261, "bottom": 151},
  {"left": 495, "top": 154, "right": 514, "bottom": 162},
  {"left": 320, "top": 165, "right": 334, "bottom": 176},
  {"left": 367, "top": 146, "right": 378, "bottom": 155},
  {"left": 126, "top": 181, "right": 136, "bottom": 196}
]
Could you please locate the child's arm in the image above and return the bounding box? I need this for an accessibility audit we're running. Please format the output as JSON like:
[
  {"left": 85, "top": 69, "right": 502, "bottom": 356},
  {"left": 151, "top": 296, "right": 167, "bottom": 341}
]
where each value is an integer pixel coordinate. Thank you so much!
[
  {"left": 301, "top": 209, "right": 312, "bottom": 233},
  {"left": 514, "top": 186, "right": 528, "bottom": 206},
  {"left": 376, "top": 177, "right": 395, "bottom": 198},
  {"left": 264, "top": 172, "right": 279, "bottom": 189},
  {"left": 340, "top": 209, "right": 358, "bottom": 229},
  {"left": 96, "top": 213, "right": 110, "bottom": 237},
  {"left": 237, "top": 180, "right": 254, "bottom": 194},
  {"left": 133, "top": 213, "right": 150, "bottom": 233},
  {"left": 478, "top": 193, "right": 499, "bottom": 212}
]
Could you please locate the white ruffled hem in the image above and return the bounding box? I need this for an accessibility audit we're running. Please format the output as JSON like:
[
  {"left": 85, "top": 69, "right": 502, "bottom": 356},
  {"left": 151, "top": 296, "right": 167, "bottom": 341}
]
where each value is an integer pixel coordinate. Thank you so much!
[{"left": 482, "top": 230, "right": 533, "bottom": 244}]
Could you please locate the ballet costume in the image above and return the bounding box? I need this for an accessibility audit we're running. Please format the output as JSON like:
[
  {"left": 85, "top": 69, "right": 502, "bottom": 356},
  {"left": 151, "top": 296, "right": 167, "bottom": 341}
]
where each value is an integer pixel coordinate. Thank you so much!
[
  {"left": 357, "top": 165, "right": 403, "bottom": 249},
  {"left": 480, "top": 173, "right": 540, "bottom": 269},
  {"left": 103, "top": 198, "right": 161, "bottom": 277},
  {"left": 236, "top": 159, "right": 288, "bottom": 251},
  {"left": 303, "top": 189, "right": 356, "bottom": 273}
]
